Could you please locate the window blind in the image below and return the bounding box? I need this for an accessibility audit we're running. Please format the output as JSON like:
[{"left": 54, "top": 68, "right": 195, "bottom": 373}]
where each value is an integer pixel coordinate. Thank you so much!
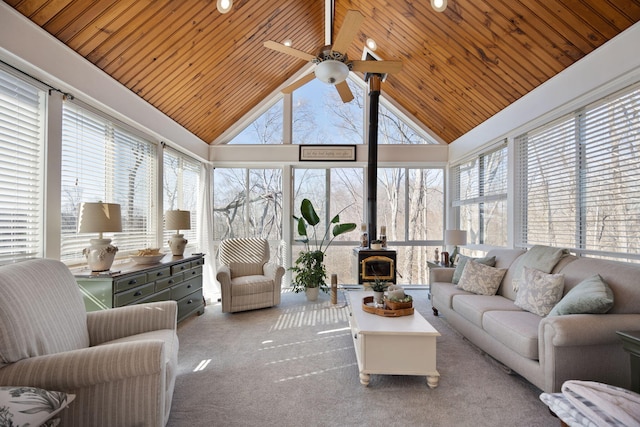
[
  {"left": 516, "top": 82, "right": 640, "bottom": 260},
  {"left": 163, "top": 146, "right": 200, "bottom": 251},
  {"left": 0, "top": 69, "right": 45, "bottom": 263},
  {"left": 452, "top": 142, "right": 508, "bottom": 246},
  {"left": 60, "top": 102, "right": 157, "bottom": 263}
]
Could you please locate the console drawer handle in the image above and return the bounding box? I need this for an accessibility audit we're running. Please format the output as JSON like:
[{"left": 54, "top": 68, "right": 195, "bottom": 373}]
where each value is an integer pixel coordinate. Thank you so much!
[
  {"left": 128, "top": 279, "right": 137, "bottom": 285},
  {"left": 134, "top": 291, "right": 142, "bottom": 297},
  {"left": 187, "top": 299, "right": 193, "bottom": 304}
]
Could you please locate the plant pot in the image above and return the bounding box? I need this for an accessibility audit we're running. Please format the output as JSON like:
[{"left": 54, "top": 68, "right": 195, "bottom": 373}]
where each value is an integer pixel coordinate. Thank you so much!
[
  {"left": 305, "top": 286, "right": 320, "bottom": 301},
  {"left": 371, "top": 243, "right": 382, "bottom": 250},
  {"left": 373, "top": 291, "right": 385, "bottom": 307}
]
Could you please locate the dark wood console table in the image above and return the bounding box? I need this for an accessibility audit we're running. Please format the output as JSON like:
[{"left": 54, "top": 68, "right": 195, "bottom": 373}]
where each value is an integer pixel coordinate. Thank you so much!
[
  {"left": 72, "top": 253, "right": 205, "bottom": 323},
  {"left": 616, "top": 330, "right": 640, "bottom": 393}
]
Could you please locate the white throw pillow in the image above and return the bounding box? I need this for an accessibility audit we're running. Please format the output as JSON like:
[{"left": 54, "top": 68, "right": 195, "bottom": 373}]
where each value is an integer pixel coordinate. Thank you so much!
[
  {"left": 515, "top": 266, "right": 565, "bottom": 317},
  {"left": 456, "top": 259, "right": 507, "bottom": 296},
  {"left": 0, "top": 386, "right": 75, "bottom": 426}
]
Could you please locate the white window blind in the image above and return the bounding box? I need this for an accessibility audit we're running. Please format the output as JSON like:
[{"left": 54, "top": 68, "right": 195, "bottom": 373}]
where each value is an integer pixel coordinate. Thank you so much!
[
  {"left": 452, "top": 142, "right": 508, "bottom": 246},
  {"left": 0, "top": 69, "right": 45, "bottom": 263},
  {"left": 516, "top": 83, "right": 640, "bottom": 260},
  {"left": 60, "top": 102, "right": 157, "bottom": 263},
  {"left": 163, "top": 146, "right": 200, "bottom": 252}
]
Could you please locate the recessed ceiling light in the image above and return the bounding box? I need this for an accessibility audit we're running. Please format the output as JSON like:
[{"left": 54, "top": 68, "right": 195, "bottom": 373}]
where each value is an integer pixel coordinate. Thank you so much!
[
  {"left": 217, "top": 0, "right": 233, "bottom": 14},
  {"left": 366, "top": 38, "right": 377, "bottom": 51},
  {"left": 283, "top": 39, "right": 292, "bottom": 47},
  {"left": 431, "top": 0, "right": 447, "bottom": 12}
]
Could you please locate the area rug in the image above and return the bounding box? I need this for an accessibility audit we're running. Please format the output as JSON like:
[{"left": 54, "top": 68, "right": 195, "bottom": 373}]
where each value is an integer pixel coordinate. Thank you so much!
[{"left": 167, "top": 289, "right": 557, "bottom": 426}]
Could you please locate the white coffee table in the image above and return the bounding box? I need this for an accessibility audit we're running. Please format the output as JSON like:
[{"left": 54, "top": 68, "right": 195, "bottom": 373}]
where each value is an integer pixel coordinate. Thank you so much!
[{"left": 347, "top": 291, "right": 440, "bottom": 387}]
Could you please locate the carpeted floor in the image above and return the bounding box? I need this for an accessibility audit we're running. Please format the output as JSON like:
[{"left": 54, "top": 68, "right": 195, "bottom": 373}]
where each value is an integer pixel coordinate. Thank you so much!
[{"left": 167, "top": 289, "right": 558, "bottom": 426}]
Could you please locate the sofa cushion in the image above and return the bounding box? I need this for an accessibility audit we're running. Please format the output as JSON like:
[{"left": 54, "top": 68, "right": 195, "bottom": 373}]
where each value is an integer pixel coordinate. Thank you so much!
[
  {"left": 549, "top": 274, "right": 614, "bottom": 316},
  {"left": 515, "top": 267, "right": 565, "bottom": 317},
  {"left": 452, "top": 294, "right": 522, "bottom": 328},
  {"left": 511, "top": 245, "right": 569, "bottom": 292},
  {"left": 231, "top": 275, "right": 274, "bottom": 295},
  {"left": 457, "top": 260, "right": 507, "bottom": 296},
  {"left": 483, "top": 310, "right": 541, "bottom": 360},
  {"left": 430, "top": 282, "right": 471, "bottom": 311},
  {"left": 452, "top": 255, "right": 496, "bottom": 284}
]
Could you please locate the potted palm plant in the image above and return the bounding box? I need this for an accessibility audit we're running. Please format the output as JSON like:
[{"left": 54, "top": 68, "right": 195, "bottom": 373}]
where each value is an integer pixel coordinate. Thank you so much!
[{"left": 290, "top": 199, "right": 357, "bottom": 301}]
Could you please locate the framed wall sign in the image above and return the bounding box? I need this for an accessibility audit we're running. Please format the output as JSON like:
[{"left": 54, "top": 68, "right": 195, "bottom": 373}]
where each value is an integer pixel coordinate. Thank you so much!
[{"left": 299, "top": 145, "right": 356, "bottom": 162}]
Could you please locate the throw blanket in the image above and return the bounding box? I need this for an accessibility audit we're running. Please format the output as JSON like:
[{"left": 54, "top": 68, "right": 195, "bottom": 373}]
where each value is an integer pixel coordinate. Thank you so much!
[
  {"left": 562, "top": 380, "right": 640, "bottom": 426},
  {"left": 512, "top": 245, "right": 569, "bottom": 291}
]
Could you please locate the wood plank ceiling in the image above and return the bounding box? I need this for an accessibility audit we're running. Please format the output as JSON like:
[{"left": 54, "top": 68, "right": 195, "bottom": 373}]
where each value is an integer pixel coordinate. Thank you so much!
[{"left": 6, "top": 0, "right": 640, "bottom": 144}]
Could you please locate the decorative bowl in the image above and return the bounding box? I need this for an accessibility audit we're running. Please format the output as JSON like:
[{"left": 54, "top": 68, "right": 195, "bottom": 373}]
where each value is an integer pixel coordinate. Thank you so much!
[{"left": 130, "top": 254, "right": 165, "bottom": 265}]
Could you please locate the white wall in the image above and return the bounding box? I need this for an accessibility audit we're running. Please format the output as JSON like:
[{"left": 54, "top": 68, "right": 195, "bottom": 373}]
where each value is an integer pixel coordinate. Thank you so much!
[
  {"left": 0, "top": 2, "right": 209, "bottom": 161},
  {"left": 449, "top": 21, "right": 640, "bottom": 163}
]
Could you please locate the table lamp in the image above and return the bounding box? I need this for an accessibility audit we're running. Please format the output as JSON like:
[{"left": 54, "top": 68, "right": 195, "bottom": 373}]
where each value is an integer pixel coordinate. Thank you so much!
[
  {"left": 78, "top": 202, "right": 122, "bottom": 272},
  {"left": 445, "top": 229, "right": 467, "bottom": 267},
  {"left": 166, "top": 209, "right": 191, "bottom": 256}
]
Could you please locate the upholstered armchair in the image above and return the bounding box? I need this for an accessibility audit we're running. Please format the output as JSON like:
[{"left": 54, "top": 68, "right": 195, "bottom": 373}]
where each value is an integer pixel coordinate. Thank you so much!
[
  {"left": 216, "top": 238, "right": 285, "bottom": 313},
  {"left": 0, "top": 259, "right": 178, "bottom": 427}
]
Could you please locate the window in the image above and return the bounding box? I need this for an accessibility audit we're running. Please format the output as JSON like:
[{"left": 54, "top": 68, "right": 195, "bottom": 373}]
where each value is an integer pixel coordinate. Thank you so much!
[
  {"left": 516, "top": 83, "right": 640, "bottom": 261},
  {"left": 293, "top": 77, "right": 364, "bottom": 145},
  {"left": 452, "top": 143, "right": 508, "bottom": 247},
  {"left": 163, "top": 146, "right": 200, "bottom": 251},
  {"left": 228, "top": 99, "right": 283, "bottom": 144},
  {"left": 0, "top": 69, "right": 46, "bottom": 263},
  {"left": 60, "top": 102, "right": 157, "bottom": 263},
  {"left": 212, "top": 167, "right": 283, "bottom": 240}
]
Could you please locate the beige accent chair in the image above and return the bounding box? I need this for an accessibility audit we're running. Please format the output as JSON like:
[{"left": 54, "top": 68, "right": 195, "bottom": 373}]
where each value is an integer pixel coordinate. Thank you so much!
[
  {"left": 217, "top": 238, "right": 285, "bottom": 313},
  {"left": 0, "top": 259, "right": 178, "bottom": 427}
]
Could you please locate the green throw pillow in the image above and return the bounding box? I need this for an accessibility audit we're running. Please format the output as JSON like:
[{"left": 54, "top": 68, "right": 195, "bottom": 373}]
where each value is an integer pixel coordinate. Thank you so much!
[
  {"left": 452, "top": 255, "right": 496, "bottom": 284},
  {"left": 548, "top": 274, "right": 614, "bottom": 316}
]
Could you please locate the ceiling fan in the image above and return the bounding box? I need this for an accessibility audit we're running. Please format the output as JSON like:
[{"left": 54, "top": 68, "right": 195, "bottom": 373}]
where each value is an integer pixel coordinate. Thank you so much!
[{"left": 263, "top": 10, "right": 403, "bottom": 103}]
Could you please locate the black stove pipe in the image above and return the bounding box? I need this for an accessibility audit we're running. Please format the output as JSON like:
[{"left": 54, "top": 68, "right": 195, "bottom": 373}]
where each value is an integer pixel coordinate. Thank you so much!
[{"left": 366, "top": 74, "right": 381, "bottom": 243}]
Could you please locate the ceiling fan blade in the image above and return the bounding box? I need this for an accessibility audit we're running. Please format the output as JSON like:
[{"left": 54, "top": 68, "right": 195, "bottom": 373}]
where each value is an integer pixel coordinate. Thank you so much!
[
  {"left": 282, "top": 73, "right": 316, "bottom": 94},
  {"left": 331, "top": 10, "right": 365, "bottom": 54},
  {"left": 263, "top": 41, "right": 316, "bottom": 62},
  {"left": 350, "top": 60, "right": 403, "bottom": 74},
  {"left": 335, "top": 81, "right": 354, "bottom": 103}
]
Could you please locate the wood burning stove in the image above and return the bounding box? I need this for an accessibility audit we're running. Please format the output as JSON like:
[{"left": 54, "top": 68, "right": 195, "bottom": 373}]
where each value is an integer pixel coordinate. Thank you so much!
[{"left": 355, "top": 248, "right": 397, "bottom": 284}]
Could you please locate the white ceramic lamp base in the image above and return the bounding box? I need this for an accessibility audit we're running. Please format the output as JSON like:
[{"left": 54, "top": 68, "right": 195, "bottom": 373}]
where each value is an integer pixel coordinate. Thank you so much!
[
  {"left": 83, "top": 238, "right": 118, "bottom": 272},
  {"left": 168, "top": 234, "right": 188, "bottom": 256}
]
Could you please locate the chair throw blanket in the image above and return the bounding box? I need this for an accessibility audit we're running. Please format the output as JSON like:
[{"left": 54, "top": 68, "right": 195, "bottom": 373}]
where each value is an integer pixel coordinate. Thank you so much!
[{"left": 541, "top": 380, "right": 640, "bottom": 427}]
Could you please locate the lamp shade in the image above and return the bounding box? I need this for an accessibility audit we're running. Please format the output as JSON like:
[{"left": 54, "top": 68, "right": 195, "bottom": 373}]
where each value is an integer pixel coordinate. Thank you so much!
[
  {"left": 78, "top": 202, "right": 122, "bottom": 233},
  {"left": 166, "top": 210, "right": 191, "bottom": 231},
  {"left": 314, "top": 60, "right": 350, "bottom": 85},
  {"left": 444, "top": 229, "right": 467, "bottom": 246}
]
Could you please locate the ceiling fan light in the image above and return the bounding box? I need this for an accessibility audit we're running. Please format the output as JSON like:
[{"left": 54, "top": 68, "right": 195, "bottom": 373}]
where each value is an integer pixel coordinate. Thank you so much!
[
  {"left": 217, "top": 0, "right": 233, "bottom": 14},
  {"left": 430, "top": 0, "right": 447, "bottom": 12},
  {"left": 314, "top": 60, "right": 350, "bottom": 85}
]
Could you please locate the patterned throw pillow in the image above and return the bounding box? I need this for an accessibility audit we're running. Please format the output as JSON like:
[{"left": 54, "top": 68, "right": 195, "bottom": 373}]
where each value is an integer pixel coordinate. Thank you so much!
[
  {"left": 452, "top": 255, "right": 496, "bottom": 284},
  {"left": 456, "top": 259, "right": 507, "bottom": 296},
  {"left": 0, "top": 386, "right": 75, "bottom": 427},
  {"left": 515, "top": 266, "right": 565, "bottom": 317},
  {"left": 548, "top": 274, "right": 614, "bottom": 316}
]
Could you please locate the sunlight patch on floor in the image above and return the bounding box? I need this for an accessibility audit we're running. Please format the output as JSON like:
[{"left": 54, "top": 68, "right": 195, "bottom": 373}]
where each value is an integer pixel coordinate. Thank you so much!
[
  {"left": 193, "top": 359, "right": 211, "bottom": 372},
  {"left": 274, "top": 362, "right": 358, "bottom": 383}
]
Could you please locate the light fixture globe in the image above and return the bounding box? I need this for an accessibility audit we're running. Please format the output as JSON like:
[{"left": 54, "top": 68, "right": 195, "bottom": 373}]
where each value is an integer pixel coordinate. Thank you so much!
[
  {"left": 217, "top": 0, "right": 233, "bottom": 14},
  {"left": 431, "top": 0, "right": 447, "bottom": 12},
  {"left": 314, "top": 60, "right": 350, "bottom": 85}
]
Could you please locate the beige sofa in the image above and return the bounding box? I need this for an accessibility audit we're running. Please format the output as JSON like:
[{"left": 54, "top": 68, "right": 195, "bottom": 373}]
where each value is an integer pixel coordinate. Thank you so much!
[
  {"left": 0, "top": 259, "right": 179, "bottom": 426},
  {"left": 430, "top": 248, "right": 640, "bottom": 393}
]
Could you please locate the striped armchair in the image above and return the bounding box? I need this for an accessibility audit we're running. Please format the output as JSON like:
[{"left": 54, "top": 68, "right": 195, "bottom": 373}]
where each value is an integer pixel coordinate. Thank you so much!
[
  {"left": 0, "top": 259, "right": 178, "bottom": 427},
  {"left": 216, "top": 238, "right": 285, "bottom": 313}
]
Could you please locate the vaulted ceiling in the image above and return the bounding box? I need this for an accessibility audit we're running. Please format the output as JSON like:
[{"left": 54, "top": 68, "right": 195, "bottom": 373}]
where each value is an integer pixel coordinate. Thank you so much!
[{"left": 6, "top": 0, "right": 640, "bottom": 144}]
